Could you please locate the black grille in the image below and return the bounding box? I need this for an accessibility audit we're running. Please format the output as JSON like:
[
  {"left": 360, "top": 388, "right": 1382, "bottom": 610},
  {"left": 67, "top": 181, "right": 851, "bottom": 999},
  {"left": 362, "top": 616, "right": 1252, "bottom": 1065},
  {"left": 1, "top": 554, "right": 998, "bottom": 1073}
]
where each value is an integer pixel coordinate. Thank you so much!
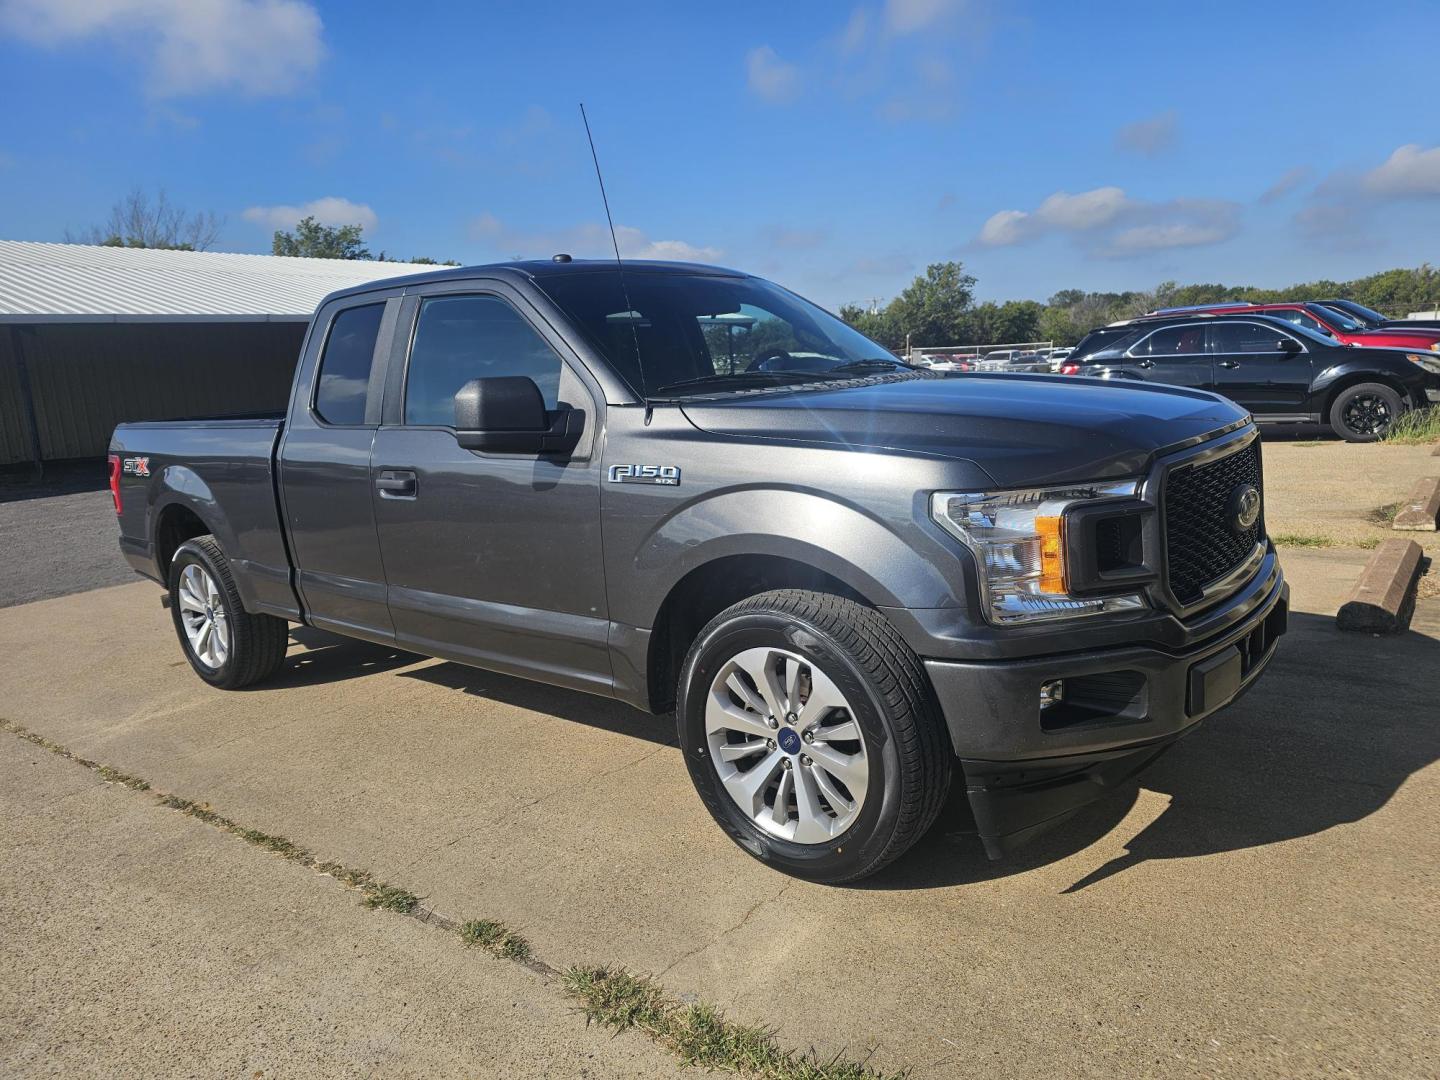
[{"left": 1164, "top": 439, "right": 1263, "bottom": 604}]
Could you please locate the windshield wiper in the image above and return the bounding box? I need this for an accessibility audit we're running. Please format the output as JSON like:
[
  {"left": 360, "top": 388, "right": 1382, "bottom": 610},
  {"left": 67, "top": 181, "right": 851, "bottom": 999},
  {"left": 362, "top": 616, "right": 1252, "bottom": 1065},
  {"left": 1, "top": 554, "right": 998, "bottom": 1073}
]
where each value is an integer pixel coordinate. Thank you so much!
[
  {"left": 650, "top": 370, "right": 838, "bottom": 395},
  {"left": 825, "top": 358, "right": 909, "bottom": 374}
]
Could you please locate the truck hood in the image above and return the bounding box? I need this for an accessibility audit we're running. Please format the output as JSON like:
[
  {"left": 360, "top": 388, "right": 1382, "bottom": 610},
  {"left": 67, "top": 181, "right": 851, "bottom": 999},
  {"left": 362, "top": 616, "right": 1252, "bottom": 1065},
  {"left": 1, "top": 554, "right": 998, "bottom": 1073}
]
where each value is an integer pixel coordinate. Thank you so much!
[{"left": 680, "top": 373, "right": 1248, "bottom": 487}]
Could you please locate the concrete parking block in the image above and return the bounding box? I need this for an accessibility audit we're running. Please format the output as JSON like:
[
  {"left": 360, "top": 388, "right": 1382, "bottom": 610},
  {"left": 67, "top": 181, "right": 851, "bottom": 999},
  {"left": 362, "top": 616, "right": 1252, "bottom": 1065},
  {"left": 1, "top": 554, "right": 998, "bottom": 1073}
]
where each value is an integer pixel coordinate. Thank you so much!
[
  {"left": 1392, "top": 476, "right": 1440, "bottom": 531},
  {"left": 1337, "top": 539, "right": 1425, "bottom": 633}
]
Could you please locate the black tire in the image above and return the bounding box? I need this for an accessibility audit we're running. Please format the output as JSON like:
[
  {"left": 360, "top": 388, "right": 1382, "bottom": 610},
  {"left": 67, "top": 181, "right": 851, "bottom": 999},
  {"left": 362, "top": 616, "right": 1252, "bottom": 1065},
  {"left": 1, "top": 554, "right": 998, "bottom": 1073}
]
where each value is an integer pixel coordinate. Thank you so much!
[
  {"left": 168, "top": 535, "right": 289, "bottom": 689},
  {"left": 1328, "top": 382, "right": 1404, "bottom": 443},
  {"left": 676, "top": 589, "right": 951, "bottom": 883}
]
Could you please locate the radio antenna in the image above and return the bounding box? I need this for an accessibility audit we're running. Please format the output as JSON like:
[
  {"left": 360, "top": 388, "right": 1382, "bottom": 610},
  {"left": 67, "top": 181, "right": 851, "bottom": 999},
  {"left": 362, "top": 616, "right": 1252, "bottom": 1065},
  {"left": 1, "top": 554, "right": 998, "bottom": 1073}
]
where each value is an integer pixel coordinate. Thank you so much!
[{"left": 579, "top": 103, "right": 647, "bottom": 399}]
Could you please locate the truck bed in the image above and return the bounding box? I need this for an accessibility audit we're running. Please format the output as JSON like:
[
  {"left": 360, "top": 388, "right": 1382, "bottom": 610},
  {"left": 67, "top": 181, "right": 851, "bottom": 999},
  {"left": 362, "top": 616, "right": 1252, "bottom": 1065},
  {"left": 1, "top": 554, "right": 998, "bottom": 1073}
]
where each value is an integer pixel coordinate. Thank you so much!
[{"left": 109, "top": 416, "right": 299, "bottom": 619}]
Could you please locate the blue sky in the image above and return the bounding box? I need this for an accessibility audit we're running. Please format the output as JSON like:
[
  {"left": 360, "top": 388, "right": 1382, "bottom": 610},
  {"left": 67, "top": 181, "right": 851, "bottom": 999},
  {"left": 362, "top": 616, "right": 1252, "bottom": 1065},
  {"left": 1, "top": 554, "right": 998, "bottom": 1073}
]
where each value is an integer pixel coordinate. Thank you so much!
[{"left": 2, "top": 0, "right": 1438, "bottom": 308}]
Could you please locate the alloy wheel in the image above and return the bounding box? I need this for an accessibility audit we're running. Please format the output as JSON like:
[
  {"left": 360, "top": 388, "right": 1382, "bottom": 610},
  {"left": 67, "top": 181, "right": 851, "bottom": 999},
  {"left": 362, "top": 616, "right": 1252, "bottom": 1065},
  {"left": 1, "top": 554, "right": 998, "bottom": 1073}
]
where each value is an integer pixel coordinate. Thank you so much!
[
  {"left": 177, "top": 563, "right": 230, "bottom": 669},
  {"left": 1342, "top": 393, "right": 1392, "bottom": 437},
  {"left": 705, "top": 646, "right": 869, "bottom": 844}
]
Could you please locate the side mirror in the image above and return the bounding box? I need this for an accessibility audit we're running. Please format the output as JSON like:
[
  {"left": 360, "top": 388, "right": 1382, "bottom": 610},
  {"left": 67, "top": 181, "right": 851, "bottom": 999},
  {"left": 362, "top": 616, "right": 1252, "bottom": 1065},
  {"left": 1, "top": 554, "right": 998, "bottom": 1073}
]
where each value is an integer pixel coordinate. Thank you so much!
[
  {"left": 453, "top": 376, "right": 583, "bottom": 454},
  {"left": 1277, "top": 337, "right": 1301, "bottom": 355}
]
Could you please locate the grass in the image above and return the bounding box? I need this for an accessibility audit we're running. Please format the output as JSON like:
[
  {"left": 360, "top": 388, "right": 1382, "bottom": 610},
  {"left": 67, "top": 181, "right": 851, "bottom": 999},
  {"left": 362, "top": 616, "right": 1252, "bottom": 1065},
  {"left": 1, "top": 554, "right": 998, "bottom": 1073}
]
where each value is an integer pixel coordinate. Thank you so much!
[
  {"left": 3, "top": 720, "right": 896, "bottom": 1080},
  {"left": 460, "top": 919, "right": 532, "bottom": 961},
  {"left": 1383, "top": 406, "right": 1440, "bottom": 444},
  {"left": 563, "top": 966, "right": 901, "bottom": 1080},
  {"left": 1368, "top": 502, "right": 1402, "bottom": 526},
  {"left": 0, "top": 719, "right": 150, "bottom": 790},
  {"left": 1272, "top": 533, "right": 1335, "bottom": 548}
]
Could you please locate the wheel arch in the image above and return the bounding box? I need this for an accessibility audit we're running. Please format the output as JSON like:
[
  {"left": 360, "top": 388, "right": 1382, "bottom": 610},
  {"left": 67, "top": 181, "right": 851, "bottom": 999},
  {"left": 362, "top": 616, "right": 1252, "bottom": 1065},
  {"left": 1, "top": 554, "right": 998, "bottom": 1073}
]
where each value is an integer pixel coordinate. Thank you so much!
[
  {"left": 154, "top": 500, "right": 218, "bottom": 581},
  {"left": 643, "top": 553, "right": 873, "bottom": 714},
  {"left": 1315, "top": 368, "right": 1415, "bottom": 415}
]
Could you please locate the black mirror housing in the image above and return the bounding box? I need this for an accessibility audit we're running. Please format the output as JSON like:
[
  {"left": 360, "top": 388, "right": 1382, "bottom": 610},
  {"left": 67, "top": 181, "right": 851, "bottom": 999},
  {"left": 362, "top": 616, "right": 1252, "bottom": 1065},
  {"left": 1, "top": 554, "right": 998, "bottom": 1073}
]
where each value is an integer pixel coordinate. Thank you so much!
[
  {"left": 453, "top": 376, "right": 583, "bottom": 454},
  {"left": 1278, "top": 337, "right": 1301, "bottom": 354}
]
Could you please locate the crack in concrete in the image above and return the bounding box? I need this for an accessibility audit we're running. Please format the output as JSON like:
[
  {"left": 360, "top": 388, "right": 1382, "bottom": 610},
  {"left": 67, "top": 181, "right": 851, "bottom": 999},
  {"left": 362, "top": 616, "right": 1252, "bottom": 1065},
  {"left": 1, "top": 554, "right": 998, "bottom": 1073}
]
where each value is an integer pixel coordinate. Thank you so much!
[{"left": 653, "top": 877, "right": 794, "bottom": 983}]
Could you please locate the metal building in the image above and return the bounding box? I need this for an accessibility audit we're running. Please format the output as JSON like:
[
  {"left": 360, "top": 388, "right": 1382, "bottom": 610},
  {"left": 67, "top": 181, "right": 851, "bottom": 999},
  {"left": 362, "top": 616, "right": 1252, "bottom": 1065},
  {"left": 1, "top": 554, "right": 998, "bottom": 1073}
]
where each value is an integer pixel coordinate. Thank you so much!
[{"left": 0, "top": 241, "right": 420, "bottom": 468}]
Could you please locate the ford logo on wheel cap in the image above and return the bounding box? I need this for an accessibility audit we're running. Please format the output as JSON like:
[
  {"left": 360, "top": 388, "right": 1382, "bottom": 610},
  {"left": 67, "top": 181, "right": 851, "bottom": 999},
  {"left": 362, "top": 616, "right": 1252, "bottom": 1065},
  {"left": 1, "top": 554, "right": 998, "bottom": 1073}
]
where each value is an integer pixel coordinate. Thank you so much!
[
  {"left": 1228, "top": 484, "right": 1261, "bottom": 533},
  {"left": 777, "top": 727, "right": 802, "bottom": 755}
]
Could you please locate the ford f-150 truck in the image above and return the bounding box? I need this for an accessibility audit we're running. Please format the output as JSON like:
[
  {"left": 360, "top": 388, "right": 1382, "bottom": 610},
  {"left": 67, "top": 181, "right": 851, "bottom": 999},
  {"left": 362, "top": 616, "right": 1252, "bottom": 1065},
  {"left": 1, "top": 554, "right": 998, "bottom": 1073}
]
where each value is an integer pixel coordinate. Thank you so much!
[{"left": 110, "top": 259, "right": 1288, "bottom": 882}]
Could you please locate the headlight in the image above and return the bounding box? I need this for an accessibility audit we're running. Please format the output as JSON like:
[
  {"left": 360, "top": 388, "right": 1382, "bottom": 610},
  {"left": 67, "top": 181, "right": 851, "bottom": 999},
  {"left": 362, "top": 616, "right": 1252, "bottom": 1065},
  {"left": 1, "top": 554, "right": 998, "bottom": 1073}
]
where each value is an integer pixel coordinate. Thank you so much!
[
  {"left": 931, "top": 482, "right": 1147, "bottom": 624},
  {"left": 1407, "top": 353, "right": 1440, "bottom": 374},
  {"left": 1430, "top": 342, "right": 1440, "bottom": 352}
]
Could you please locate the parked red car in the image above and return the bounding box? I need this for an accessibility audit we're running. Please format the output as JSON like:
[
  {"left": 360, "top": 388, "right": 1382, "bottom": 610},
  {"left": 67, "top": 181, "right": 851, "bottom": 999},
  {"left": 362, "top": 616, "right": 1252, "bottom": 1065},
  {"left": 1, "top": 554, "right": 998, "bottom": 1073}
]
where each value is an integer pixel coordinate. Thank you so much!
[{"left": 1151, "top": 301, "right": 1440, "bottom": 352}]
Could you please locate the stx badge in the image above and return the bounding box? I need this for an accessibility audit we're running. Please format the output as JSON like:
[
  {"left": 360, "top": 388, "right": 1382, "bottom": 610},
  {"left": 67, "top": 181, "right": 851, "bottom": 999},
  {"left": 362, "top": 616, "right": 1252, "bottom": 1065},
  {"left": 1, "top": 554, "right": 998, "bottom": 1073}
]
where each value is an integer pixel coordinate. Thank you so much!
[
  {"left": 608, "top": 464, "right": 680, "bottom": 486},
  {"left": 122, "top": 456, "right": 150, "bottom": 477}
]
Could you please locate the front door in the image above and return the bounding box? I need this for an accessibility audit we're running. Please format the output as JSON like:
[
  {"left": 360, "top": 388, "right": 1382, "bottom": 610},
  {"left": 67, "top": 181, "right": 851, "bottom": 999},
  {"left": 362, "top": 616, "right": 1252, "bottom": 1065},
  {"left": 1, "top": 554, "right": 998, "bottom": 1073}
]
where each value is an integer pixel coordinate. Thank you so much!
[
  {"left": 1206, "top": 321, "right": 1313, "bottom": 411},
  {"left": 278, "top": 298, "right": 396, "bottom": 643},
  {"left": 369, "top": 287, "right": 612, "bottom": 695},
  {"left": 1125, "top": 323, "right": 1215, "bottom": 390}
]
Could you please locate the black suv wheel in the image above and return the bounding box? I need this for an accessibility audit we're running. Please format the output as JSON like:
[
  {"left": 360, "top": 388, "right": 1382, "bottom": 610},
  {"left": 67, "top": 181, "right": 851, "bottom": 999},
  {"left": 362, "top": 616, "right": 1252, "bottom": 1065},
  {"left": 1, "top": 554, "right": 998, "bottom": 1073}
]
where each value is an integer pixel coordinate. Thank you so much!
[{"left": 1329, "top": 382, "right": 1403, "bottom": 442}]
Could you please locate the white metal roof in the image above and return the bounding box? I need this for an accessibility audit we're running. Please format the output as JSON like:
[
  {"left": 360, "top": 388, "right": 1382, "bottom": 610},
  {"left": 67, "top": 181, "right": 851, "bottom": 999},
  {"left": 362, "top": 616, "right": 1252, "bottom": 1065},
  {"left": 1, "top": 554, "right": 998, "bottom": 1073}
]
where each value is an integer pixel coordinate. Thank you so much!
[{"left": 0, "top": 240, "right": 425, "bottom": 323}]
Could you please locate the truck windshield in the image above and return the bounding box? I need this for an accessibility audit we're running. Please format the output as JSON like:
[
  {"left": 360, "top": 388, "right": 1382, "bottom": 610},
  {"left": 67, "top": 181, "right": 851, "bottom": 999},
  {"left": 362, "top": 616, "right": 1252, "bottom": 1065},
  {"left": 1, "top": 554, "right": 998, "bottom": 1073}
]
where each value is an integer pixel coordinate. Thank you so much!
[{"left": 535, "top": 270, "right": 905, "bottom": 398}]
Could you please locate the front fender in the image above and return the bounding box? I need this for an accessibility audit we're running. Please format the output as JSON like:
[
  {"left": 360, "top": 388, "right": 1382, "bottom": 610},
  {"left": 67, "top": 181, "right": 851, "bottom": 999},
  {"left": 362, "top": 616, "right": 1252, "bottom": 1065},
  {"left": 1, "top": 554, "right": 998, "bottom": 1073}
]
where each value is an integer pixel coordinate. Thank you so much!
[{"left": 623, "top": 486, "right": 967, "bottom": 628}]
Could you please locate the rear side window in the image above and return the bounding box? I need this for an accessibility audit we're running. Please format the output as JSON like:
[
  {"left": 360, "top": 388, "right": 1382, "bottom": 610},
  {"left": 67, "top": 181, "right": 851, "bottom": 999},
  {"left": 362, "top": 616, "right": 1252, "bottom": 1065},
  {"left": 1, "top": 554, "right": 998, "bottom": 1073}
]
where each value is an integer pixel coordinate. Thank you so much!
[
  {"left": 405, "top": 296, "right": 563, "bottom": 426},
  {"left": 1070, "top": 327, "right": 1134, "bottom": 361},
  {"left": 1208, "top": 322, "right": 1289, "bottom": 354},
  {"left": 314, "top": 303, "right": 384, "bottom": 425}
]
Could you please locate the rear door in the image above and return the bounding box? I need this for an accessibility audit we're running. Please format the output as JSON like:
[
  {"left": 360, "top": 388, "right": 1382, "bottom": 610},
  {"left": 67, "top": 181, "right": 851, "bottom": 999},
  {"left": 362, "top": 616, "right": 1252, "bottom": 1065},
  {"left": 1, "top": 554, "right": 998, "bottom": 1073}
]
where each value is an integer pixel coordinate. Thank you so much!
[
  {"left": 368, "top": 281, "right": 612, "bottom": 694},
  {"left": 1123, "top": 323, "right": 1215, "bottom": 390},
  {"left": 1206, "top": 320, "right": 1312, "bottom": 411},
  {"left": 277, "top": 294, "right": 399, "bottom": 643}
]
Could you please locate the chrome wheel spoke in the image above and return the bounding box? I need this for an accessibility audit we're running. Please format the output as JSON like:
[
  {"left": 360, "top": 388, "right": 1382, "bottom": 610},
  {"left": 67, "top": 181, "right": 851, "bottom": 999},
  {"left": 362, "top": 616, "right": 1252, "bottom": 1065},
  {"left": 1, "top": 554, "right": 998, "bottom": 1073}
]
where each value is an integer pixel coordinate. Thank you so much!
[
  {"left": 178, "top": 564, "right": 227, "bottom": 670},
  {"left": 768, "top": 768, "right": 794, "bottom": 828},
  {"left": 724, "top": 670, "right": 770, "bottom": 719},
  {"left": 707, "top": 692, "right": 775, "bottom": 740},
  {"left": 792, "top": 763, "right": 832, "bottom": 844},
  {"left": 796, "top": 666, "right": 847, "bottom": 731},
  {"left": 810, "top": 764, "right": 856, "bottom": 817},
  {"left": 717, "top": 739, "right": 768, "bottom": 763},
  {"left": 731, "top": 649, "right": 787, "bottom": 720},
  {"left": 806, "top": 742, "right": 869, "bottom": 798},
  {"left": 812, "top": 718, "right": 860, "bottom": 744},
  {"left": 720, "top": 750, "right": 784, "bottom": 817}
]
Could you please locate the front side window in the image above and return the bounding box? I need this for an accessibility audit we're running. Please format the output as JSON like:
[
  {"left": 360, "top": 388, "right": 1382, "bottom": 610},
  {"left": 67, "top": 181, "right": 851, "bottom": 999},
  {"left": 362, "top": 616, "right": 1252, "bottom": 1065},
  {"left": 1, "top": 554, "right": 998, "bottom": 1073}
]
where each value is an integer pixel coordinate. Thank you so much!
[
  {"left": 1266, "top": 308, "right": 1329, "bottom": 335},
  {"left": 1208, "top": 322, "right": 1291, "bottom": 354},
  {"left": 314, "top": 303, "right": 384, "bottom": 425},
  {"left": 1135, "top": 325, "right": 1206, "bottom": 356},
  {"left": 405, "top": 296, "right": 563, "bottom": 426}
]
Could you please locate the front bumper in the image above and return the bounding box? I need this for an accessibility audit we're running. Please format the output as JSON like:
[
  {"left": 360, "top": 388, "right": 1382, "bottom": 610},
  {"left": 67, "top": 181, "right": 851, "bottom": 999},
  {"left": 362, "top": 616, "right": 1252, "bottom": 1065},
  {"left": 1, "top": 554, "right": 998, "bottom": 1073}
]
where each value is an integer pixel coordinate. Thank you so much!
[{"left": 925, "top": 566, "right": 1288, "bottom": 857}]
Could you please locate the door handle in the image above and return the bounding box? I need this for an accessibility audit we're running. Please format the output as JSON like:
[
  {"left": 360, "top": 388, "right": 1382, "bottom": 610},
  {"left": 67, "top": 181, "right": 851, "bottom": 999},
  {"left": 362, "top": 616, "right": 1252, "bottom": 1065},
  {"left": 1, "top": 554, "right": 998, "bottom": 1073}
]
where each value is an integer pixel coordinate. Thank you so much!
[
  {"left": 376, "top": 469, "right": 417, "bottom": 498},
  {"left": 1218, "top": 361, "right": 1240, "bottom": 369}
]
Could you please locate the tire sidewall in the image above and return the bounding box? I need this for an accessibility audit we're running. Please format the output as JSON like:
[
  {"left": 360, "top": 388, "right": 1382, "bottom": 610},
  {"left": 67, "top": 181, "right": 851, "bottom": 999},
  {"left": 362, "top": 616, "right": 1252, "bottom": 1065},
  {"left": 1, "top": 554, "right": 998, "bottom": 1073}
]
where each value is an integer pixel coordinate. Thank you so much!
[
  {"left": 677, "top": 608, "right": 906, "bottom": 883},
  {"left": 168, "top": 541, "right": 237, "bottom": 688},
  {"left": 1331, "top": 383, "right": 1402, "bottom": 443}
]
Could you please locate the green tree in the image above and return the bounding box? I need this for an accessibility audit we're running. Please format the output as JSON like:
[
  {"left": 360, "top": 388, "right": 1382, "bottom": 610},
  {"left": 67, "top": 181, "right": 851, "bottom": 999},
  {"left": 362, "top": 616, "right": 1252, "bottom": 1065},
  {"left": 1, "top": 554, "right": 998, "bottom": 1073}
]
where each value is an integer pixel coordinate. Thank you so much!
[
  {"left": 839, "top": 303, "right": 904, "bottom": 351},
  {"left": 272, "top": 216, "right": 371, "bottom": 260},
  {"left": 889, "top": 262, "right": 976, "bottom": 347}
]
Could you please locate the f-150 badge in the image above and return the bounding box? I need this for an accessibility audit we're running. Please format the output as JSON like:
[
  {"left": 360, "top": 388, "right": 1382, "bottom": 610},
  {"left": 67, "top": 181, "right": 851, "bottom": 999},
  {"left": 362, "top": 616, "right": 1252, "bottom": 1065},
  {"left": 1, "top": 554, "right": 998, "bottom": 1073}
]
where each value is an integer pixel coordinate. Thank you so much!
[{"left": 608, "top": 464, "right": 680, "bottom": 486}]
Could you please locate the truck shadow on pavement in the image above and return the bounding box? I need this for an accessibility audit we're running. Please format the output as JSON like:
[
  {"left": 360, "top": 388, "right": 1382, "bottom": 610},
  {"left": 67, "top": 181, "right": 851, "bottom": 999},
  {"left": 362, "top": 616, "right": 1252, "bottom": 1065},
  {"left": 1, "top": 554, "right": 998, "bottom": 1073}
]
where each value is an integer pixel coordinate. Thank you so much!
[
  {"left": 276, "top": 610, "right": 1437, "bottom": 894},
  {"left": 873, "top": 609, "right": 1440, "bottom": 892}
]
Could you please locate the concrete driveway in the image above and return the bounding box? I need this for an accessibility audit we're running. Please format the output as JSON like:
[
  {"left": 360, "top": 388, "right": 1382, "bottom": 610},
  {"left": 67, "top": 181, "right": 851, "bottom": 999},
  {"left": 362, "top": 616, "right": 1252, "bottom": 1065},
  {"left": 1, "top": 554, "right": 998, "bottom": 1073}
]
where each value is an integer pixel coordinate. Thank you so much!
[{"left": 1, "top": 546, "right": 1437, "bottom": 1077}]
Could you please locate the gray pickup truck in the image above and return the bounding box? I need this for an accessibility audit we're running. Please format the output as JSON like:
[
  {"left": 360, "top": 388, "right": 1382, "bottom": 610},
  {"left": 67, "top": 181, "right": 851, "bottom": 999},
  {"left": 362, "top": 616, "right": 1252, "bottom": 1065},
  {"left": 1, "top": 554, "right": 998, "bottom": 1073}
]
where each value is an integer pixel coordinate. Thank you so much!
[{"left": 110, "top": 258, "right": 1288, "bottom": 882}]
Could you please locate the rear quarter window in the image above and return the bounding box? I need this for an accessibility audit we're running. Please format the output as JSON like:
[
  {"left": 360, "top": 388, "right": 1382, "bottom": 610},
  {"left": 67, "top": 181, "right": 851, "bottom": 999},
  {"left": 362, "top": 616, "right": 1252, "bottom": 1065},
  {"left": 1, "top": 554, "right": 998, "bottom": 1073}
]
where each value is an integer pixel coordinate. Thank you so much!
[{"left": 314, "top": 303, "right": 384, "bottom": 425}]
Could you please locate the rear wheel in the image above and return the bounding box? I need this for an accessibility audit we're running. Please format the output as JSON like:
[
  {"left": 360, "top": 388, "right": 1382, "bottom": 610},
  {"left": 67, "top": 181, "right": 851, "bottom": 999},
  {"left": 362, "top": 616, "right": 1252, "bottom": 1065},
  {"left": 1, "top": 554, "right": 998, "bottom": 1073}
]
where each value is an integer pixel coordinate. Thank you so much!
[
  {"left": 676, "top": 589, "right": 951, "bottom": 883},
  {"left": 169, "top": 535, "right": 288, "bottom": 689},
  {"left": 1329, "top": 382, "right": 1403, "bottom": 442}
]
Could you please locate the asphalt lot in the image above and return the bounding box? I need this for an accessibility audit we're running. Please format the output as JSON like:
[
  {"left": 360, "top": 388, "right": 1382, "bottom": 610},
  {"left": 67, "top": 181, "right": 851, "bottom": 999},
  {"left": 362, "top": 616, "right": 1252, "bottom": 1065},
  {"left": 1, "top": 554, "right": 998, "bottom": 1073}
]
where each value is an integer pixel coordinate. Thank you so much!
[
  {"left": 1, "top": 440, "right": 1437, "bottom": 1077},
  {"left": 0, "top": 467, "right": 132, "bottom": 608}
]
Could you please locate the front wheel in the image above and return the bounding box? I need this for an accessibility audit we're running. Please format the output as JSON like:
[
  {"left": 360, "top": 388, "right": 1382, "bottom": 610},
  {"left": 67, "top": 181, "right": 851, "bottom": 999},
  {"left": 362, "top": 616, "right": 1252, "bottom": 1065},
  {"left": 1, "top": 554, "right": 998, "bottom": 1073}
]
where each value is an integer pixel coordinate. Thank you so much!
[
  {"left": 1329, "top": 382, "right": 1403, "bottom": 442},
  {"left": 169, "top": 535, "right": 289, "bottom": 689},
  {"left": 676, "top": 590, "right": 951, "bottom": 883}
]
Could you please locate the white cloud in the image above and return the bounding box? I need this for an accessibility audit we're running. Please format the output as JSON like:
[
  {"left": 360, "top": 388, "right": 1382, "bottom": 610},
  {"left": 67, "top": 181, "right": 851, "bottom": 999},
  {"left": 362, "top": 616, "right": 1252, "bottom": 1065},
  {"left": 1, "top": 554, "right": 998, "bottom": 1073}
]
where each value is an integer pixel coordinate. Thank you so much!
[
  {"left": 746, "top": 44, "right": 800, "bottom": 103},
  {"left": 468, "top": 215, "right": 722, "bottom": 264},
  {"left": 0, "top": 0, "right": 324, "bottom": 97},
  {"left": 1362, "top": 143, "right": 1440, "bottom": 197},
  {"left": 1115, "top": 110, "right": 1178, "bottom": 157},
  {"left": 838, "top": 7, "right": 869, "bottom": 54},
  {"left": 243, "top": 196, "right": 377, "bottom": 232},
  {"left": 1259, "top": 165, "right": 1312, "bottom": 204},
  {"left": 884, "top": 0, "right": 965, "bottom": 35},
  {"left": 978, "top": 187, "right": 1239, "bottom": 256}
]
